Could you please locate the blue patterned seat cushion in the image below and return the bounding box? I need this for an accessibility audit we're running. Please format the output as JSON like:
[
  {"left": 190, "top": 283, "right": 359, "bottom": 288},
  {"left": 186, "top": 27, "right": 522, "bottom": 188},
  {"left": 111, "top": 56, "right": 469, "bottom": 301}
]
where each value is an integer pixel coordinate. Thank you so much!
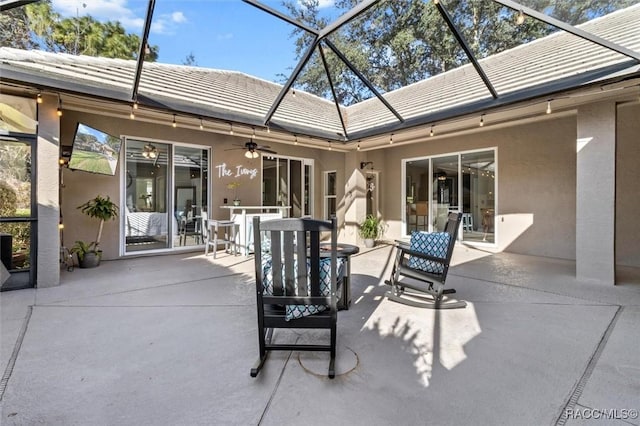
[
  {"left": 408, "top": 231, "right": 450, "bottom": 274},
  {"left": 261, "top": 256, "right": 345, "bottom": 321}
]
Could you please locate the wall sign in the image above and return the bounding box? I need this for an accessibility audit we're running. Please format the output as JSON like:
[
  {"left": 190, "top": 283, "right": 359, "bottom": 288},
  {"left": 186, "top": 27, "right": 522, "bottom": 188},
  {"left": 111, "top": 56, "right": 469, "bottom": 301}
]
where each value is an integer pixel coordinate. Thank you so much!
[{"left": 215, "top": 163, "right": 258, "bottom": 180}]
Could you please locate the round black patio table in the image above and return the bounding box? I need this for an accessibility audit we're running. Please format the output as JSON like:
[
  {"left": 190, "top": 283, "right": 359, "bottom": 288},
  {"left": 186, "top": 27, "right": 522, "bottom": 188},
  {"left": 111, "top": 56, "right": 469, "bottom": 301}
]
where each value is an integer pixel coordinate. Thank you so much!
[{"left": 318, "top": 242, "right": 359, "bottom": 310}]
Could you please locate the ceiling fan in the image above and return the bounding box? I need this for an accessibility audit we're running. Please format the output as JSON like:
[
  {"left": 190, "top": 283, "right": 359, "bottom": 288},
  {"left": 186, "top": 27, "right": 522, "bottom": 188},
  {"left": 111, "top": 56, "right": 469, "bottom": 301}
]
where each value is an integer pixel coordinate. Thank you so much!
[{"left": 226, "top": 141, "right": 277, "bottom": 159}]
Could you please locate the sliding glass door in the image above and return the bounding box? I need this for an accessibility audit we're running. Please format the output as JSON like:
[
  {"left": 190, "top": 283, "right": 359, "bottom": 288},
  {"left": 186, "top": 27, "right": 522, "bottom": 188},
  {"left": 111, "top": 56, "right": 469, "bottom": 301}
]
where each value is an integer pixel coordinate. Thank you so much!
[
  {"left": 262, "top": 155, "right": 313, "bottom": 217},
  {"left": 0, "top": 137, "right": 36, "bottom": 290},
  {"left": 174, "top": 146, "right": 208, "bottom": 248},
  {"left": 404, "top": 149, "right": 496, "bottom": 243},
  {"left": 123, "top": 139, "right": 208, "bottom": 253}
]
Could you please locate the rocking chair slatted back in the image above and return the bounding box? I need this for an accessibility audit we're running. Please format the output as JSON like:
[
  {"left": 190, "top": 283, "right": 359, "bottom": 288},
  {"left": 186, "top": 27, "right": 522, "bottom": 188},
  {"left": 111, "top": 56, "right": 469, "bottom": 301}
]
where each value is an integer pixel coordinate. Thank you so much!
[
  {"left": 251, "top": 216, "right": 339, "bottom": 378},
  {"left": 385, "top": 211, "right": 466, "bottom": 309}
]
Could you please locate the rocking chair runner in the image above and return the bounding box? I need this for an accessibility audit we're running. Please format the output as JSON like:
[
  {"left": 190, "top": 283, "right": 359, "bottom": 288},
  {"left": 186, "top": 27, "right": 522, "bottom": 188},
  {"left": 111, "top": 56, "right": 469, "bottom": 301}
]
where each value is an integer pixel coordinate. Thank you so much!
[
  {"left": 385, "top": 212, "right": 466, "bottom": 309},
  {"left": 251, "top": 216, "right": 341, "bottom": 379}
]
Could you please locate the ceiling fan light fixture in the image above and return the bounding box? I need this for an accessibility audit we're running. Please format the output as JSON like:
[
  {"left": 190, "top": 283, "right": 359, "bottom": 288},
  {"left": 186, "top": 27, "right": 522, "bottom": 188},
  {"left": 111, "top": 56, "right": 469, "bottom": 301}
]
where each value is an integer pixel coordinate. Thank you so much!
[
  {"left": 252, "top": 151, "right": 259, "bottom": 159},
  {"left": 245, "top": 150, "right": 253, "bottom": 159}
]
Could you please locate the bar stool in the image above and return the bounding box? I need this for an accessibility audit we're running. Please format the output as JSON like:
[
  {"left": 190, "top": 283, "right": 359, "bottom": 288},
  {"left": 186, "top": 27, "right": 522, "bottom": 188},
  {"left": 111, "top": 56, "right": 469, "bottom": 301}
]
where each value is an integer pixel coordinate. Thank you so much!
[
  {"left": 462, "top": 213, "right": 474, "bottom": 231},
  {"left": 206, "top": 219, "right": 238, "bottom": 258}
]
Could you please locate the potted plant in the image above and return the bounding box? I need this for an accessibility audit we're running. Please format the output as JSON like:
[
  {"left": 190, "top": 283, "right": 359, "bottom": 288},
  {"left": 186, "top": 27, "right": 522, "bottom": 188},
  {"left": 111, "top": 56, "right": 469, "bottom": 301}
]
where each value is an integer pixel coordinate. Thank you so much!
[
  {"left": 227, "top": 182, "right": 241, "bottom": 206},
  {"left": 359, "top": 214, "right": 383, "bottom": 248},
  {"left": 70, "top": 240, "right": 100, "bottom": 268},
  {"left": 74, "top": 195, "right": 118, "bottom": 268}
]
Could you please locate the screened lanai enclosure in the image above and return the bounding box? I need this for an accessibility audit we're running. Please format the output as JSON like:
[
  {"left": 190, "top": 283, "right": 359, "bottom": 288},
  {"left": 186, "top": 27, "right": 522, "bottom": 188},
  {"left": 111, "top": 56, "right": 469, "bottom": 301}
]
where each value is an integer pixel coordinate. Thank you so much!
[{"left": 1, "top": 0, "right": 639, "bottom": 289}]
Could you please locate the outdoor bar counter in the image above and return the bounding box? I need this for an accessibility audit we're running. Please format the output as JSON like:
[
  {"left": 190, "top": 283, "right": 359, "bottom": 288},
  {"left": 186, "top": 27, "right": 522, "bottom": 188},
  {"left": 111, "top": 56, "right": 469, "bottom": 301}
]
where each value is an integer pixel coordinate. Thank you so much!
[{"left": 221, "top": 206, "right": 291, "bottom": 255}]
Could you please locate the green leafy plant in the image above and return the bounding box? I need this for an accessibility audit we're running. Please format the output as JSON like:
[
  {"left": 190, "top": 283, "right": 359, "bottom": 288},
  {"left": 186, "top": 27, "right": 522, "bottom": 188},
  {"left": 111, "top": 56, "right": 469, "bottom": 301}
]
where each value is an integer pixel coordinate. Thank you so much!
[
  {"left": 358, "top": 214, "right": 383, "bottom": 240},
  {"left": 77, "top": 195, "right": 118, "bottom": 250},
  {"left": 227, "top": 181, "right": 241, "bottom": 201},
  {"left": 69, "top": 240, "right": 98, "bottom": 261}
]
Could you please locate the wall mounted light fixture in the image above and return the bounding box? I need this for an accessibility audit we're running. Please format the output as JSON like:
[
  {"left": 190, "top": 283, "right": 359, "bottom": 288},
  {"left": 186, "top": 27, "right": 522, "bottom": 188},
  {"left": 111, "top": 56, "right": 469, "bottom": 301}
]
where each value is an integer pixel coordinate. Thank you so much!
[{"left": 360, "top": 161, "right": 374, "bottom": 170}]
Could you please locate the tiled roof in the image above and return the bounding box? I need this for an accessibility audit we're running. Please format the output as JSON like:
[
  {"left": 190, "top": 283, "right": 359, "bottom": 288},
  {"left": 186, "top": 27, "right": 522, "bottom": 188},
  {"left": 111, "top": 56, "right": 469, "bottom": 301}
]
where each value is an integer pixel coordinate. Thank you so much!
[
  {"left": 347, "top": 4, "right": 640, "bottom": 136},
  {"left": 1, "top": 4, "right": 639, "bottom": 142}
]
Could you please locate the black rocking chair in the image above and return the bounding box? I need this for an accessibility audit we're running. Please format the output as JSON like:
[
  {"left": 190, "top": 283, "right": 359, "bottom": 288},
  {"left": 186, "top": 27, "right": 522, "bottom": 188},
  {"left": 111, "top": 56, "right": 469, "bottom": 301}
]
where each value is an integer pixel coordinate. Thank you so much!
[
  {"left": 385, "top": 212, "right": 466, "bottom": 309},
  {"left": 251, "top": 216, "right": 340, "bottom": 379}
]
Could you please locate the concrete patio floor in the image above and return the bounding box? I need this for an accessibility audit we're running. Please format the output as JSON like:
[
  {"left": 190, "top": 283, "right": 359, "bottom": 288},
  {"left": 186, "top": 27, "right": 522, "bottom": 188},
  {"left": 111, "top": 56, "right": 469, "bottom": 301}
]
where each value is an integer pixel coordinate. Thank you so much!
[{"left": 1, "top": 244, "right": 639, "bottom": 425}]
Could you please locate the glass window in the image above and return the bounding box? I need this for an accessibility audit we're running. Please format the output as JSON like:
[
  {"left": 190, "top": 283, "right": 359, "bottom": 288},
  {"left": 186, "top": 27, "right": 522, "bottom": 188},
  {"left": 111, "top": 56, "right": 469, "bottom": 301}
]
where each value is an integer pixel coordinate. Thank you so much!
[
  {"left": 404, "top": 149, "right": 496, "bottom": 243},
  {"left": 124, "top": 140, "right": 210, "bottom": 253},
  {"left": 324, "top": 171, "right": 337, "bottom": 220},
  {"left": 0, "top": 138, "right": 35, "bottom": 290},
  {"left": 0, "top": 93, "right": 37, "bottom": 134},
  {"left": 262, "top": 155, "right": 313, "bottom": 217}
]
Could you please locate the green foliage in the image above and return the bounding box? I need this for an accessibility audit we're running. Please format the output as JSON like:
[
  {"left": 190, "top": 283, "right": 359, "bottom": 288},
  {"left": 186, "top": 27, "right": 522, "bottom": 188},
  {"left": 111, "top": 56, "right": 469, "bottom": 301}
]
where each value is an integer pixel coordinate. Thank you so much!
[
  {"left": 0, "top": 160, "right": 31, "bottom": 257},
  {"left": 0, "top": 181, "right": 17, "bottom": 217},
  {"left": 283, "top": 0, "right": 636, "bottom": 105},
  {"left": 358, "top": 215, "right": 383, "bottom": 240},
  {"left": 78, "top": 195, "right": 118, "bottom": 222},
  {"left": 2, "top": 0, "right": 159, "bottom": 61},
  {"left": 78, "top": 195, "right": 118, "bottom": 249},
  {"left": 67, "top": 150, "right": 113, "bottom": 175},
  {"left": 69, "top": 240, "right": 97, "bottom": 261},
  {"left": 0, "top": 6, "right": 36, "bottom": 49}
]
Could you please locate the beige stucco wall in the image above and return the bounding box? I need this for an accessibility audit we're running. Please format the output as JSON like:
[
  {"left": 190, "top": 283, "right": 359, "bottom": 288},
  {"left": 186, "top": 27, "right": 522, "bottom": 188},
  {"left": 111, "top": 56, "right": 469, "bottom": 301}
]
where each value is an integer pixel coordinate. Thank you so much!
[
  {"left": 56, "top": 100, "right": 638, "bottom": 267},
  {"left": 373, "top": 114, "right": 578, "bottom": 260},
  {"left": 60, "top": 111, "right": 344, "bottom": 260},
  {"left": 616, "top": 102, "right": 640, "bottom": 268},
  {"left": 36, "top": 94, "right": 61, "bottom": 287}
]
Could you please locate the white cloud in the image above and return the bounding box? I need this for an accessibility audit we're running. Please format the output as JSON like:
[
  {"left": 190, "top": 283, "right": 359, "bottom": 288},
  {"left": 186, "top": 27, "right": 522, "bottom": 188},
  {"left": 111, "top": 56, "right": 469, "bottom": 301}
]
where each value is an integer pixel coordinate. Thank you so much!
[
  {"left": 171, "top": 11, "right": 187, "bottom": 24},
  {"left": 297, "top": 0, "right": 334, "bottom": 10},
  {"left": 51, "top": 1, "right": 187, "bottom": 34},
  {"left": 52, "top": 0, "right": 138, "bottom": 26},
  {"left": 317, "top": 0, "right": 335, "bottom": 8}
]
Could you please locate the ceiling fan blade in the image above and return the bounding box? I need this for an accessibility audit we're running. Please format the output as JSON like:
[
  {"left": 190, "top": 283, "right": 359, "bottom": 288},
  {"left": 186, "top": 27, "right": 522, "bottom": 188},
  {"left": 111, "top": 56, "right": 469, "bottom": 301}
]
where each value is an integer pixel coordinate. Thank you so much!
[
  {"left": 224, "top": 147, "right": 245, "bottom": 151},
  {"left": 255, "top": 144, "right": 271, "bottom": 149},
  {"left": 257, "top": 148, "right": 277, "bottom": 154}
]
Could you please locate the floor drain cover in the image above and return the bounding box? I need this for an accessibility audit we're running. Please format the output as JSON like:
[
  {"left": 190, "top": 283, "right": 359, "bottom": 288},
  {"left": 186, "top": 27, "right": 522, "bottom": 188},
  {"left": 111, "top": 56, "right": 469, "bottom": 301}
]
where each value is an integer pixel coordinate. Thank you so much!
[{"left": 298, "top": 346, "right": 358, "bottom": 377}]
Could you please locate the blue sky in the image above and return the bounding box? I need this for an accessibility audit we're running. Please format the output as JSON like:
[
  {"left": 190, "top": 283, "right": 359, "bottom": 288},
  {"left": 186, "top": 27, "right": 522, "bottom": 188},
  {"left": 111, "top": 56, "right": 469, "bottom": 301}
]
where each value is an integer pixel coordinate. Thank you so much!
[{"left": 51, "top": 0, "right": 338, "bottom": 82}]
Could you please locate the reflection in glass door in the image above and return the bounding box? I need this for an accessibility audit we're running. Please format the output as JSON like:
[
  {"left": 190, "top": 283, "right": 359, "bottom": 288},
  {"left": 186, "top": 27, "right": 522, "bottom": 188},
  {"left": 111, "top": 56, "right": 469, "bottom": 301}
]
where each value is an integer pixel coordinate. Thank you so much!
[
  {"left": 174, "top": 146, "right": 208, "bottom": 248},
  {"left": 124, "top": 141, "right": 209, "bottom": 253},
  {"left": 262, "top": 155, "right": 313, "bottom": 217},
  {"left": 0, "top": 139, "right": 36, "bottom": 290},
  {"left": 124, "top": 140, "right": 170, "bottom": 252},
  {"left": 432, "top": 155, "right": 458, "bottom": 232},
  {"left": 404, "top": 150, "right": 496, "bottom": 243},
  {"left": 461, "top": 151, "right": 495, "bottom": 243}
]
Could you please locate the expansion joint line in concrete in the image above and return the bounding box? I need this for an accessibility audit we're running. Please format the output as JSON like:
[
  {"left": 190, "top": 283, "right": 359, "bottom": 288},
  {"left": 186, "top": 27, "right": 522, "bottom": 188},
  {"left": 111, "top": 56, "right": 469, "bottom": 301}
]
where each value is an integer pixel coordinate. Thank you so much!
[
  {"left": 0, "top": 305, "right": 33, "bottom": 401},
  {"left": 257, "top": 339, "right": 297, "bottom": 425},
  {"left": 555, "top": 305, "right": 623, "bottom": 426}
]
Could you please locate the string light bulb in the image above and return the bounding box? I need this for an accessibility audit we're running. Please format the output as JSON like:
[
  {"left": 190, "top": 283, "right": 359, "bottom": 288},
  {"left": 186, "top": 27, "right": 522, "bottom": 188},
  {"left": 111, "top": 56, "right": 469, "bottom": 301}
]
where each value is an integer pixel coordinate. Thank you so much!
[
  {"left": 546, "top": 100, "right": 552, "bottom": 114},
  {"left": 430, "top": 125, "right": 434, "bottom": 137},
  {"left": 172, "top": 114, "right": 177, "bottom": 128},
  {"left": 328, "top": 141, "right": 332, "bottom": 151},
  {"left": 516, "top": 10, "right": 525, "bottom": 25},
  {"left": 133, "top": 100, "right": 138, "bottom": 110},
  {"left": 130, "top": 105, "right": 135, "bottom": 120},
  {"left": 294, "top": 135, "right": 298, "bottom": 145},
  {"left": 292, "top": 89, "right": 296, "bottom": 98},
  {"left": 199, "top": 118, "right": 204, "bottom": 130},
  {"left": 389, "top": 134, "right": 394, "bottom": 145},
  {"left": 357, "top": 142, "right": 361, "bottom": 151},
  {"left": 56, "top": 97, "right": 63, "bottom": 117},
  {"left": 229, "top": 123, "right": 234, "bottom": 135},
  {"left": 36, "top": 93, "right": 43, "bottom": 104},
  {"left": 479, "top": 114, "right": 485, "bottom": 127}
]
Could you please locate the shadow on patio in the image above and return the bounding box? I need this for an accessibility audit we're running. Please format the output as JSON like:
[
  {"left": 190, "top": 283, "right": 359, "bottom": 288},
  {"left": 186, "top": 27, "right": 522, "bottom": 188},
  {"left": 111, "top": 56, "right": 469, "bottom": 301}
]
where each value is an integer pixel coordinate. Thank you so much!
[{"left": 1, "top": 246, "right": 639, "bottom": 425}]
